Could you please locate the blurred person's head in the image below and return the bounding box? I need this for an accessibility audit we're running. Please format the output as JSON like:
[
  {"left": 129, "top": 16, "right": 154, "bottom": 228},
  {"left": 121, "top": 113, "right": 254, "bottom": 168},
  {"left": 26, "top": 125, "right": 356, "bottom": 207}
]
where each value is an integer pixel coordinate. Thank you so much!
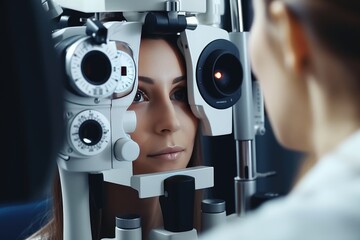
[
  {"left": 1, "top": 1, "right": 64, "bottom": 204},
  {"left": 250, "top": 0, "right": 360, "bottom": 156}
]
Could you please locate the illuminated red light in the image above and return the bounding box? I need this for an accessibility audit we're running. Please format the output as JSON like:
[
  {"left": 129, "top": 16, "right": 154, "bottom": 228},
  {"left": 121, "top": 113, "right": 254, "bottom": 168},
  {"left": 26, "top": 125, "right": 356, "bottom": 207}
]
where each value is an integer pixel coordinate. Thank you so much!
[{"left": 214, "top": 71, "right": 222, "bottom": 80}]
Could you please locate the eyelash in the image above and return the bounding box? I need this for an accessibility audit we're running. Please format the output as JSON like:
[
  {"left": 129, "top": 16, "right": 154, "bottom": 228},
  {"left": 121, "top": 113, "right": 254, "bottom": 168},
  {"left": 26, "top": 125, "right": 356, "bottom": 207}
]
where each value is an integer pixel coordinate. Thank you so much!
[
  {"left": 132, "top": 87, "right": 188, "bottom": 103},
  {"left": 133, "top": 89, "right": 148, "bottom": 103},
  {"left": 171, "top": 87, "right": 188, "bottom": 102}
]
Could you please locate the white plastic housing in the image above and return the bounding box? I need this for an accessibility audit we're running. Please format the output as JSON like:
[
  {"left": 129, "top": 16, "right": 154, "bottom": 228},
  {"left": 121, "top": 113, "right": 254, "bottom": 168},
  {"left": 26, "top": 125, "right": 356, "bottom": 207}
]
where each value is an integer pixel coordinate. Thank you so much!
[
  {"left": 53, "top": 0, "right": 206, "bottom": 13},
  {"left": 179, "top": 25, "right": 235, "bottom": 136}
]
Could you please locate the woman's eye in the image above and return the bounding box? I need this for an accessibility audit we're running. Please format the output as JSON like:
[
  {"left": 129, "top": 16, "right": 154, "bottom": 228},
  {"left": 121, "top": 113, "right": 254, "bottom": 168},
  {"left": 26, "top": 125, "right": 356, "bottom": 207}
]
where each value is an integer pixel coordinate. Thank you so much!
[
  {"left": 171, "top": 88, "right": 188, "bottom": 102},
  {"left": 133, "top": 90, "right": 147, "bottom": 103}
]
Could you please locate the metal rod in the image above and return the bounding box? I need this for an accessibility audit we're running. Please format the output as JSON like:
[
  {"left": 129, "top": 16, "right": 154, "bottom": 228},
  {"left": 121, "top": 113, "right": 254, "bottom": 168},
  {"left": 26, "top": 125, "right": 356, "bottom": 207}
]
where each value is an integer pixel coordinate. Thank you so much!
[{"left": 229, "top": 0, "right": 244, "bottom": 32}]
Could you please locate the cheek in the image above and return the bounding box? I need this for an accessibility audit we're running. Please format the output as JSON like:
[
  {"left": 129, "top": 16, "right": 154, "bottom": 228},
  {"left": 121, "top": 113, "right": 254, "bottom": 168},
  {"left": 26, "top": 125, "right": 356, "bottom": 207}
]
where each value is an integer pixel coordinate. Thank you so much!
[
  {"left": 185, "top": 119, "right": 198, "bottom": 155},
  {"left": 250, "top": 31, "right": 311, "bottom": 150},
  {"left": 181, "top": 105, "right": 198, "bottom": 136},
  {"left": 176, "top": 105, "right": 199, "bottom": 163},
  {"left": 249, "top": 21, "right": 273, "bottom": 84},
  {"left": 128, "top": 108, "right": 148, "bottom": 150},
  {"left": 249, "top": 21, "right": 296, "bottom": 149},
  {"left": 250, "top": 23, "right": 284, "bottom": 120}
]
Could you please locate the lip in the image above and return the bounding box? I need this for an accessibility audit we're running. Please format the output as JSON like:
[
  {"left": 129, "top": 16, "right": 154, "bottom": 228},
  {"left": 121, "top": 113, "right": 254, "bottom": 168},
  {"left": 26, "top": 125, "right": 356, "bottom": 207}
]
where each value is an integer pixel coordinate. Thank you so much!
[{"left": 148, "top": 146, "right": 185, "bottom": 161}]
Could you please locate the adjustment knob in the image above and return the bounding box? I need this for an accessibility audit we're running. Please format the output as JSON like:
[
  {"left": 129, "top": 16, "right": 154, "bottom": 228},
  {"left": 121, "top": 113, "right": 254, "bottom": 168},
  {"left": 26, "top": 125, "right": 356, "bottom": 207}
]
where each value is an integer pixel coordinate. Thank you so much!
[{"left": 114, "top": 138, "right": 140, "bottom": 161}]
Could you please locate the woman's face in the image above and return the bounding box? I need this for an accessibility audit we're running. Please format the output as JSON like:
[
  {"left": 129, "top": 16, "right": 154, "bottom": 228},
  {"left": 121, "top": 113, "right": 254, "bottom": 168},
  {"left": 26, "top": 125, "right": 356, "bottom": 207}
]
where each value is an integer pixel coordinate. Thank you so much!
[
  {"left": 129, "top": 38, "right": 198, "bottom": 175},
  {"left": 249, "top": 1, "right": 311, "bottom": 150}
]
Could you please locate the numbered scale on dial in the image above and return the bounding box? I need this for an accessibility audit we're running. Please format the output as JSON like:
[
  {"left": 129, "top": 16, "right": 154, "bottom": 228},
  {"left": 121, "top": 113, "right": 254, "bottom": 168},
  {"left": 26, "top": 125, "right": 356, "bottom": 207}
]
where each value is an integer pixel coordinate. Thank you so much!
[
  {"left": 69, "top": 109, "right": 111, "bottom": 156},
  {"left": 65, "top": 37, "right": 121, "bottom": 98}
]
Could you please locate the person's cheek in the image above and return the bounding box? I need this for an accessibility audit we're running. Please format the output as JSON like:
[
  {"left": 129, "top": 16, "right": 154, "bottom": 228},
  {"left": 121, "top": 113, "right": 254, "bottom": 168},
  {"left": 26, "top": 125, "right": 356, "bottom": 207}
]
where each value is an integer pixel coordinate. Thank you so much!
[{"left": 249, "top": 25, "right": 262, "bottom": 80}]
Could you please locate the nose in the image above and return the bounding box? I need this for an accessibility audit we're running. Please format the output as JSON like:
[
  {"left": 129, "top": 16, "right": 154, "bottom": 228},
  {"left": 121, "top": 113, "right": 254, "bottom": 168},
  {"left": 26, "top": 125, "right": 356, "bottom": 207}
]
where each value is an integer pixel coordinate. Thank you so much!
[{"left": 154, "top": 99, "right": 181, "bottom": 134}]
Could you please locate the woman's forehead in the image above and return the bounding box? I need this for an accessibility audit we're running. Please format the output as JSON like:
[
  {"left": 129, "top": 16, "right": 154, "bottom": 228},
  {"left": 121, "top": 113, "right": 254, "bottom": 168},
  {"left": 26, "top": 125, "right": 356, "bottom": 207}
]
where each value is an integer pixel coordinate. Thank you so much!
[{"left": 139, "top": 39, "right": 185, "bottom": 82}]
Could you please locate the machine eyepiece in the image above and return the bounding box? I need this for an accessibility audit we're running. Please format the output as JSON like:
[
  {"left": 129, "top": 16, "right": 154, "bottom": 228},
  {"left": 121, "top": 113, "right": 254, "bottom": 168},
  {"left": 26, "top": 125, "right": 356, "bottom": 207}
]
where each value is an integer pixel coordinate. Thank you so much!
[
  {"left": 60, "top": 37, "right": 120, "bottom": 98},
  {"left": 81, "top": 50, "right": 112, "bottom": 85},
  {"left": 197, "top": 39, "right": 243, "bottom": 109},
  {"left": 78, "top": 119, "right": 103, "bottom": 146},
  {"left": 208, "top": 51, "right": 242, "bottom": 96},
  {"left": 68, "top": 110, "right": 110, "bottom": 156}
]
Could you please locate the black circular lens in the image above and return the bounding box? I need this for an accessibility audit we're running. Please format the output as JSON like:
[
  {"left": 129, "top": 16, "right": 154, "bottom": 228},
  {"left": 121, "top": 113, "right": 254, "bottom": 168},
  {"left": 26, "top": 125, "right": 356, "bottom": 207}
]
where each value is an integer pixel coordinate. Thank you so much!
[
  {"left": 78, "top": 119, "right": 103, "bottom": 146},
  {"left": 212, "top": 53, "right": 242, "bottom": 96},
  {"left": 81, "top": 50, "right": 111, "bottom": 85},
  {"left": 196, "top": 39, "right": 243, "bottom": 109}
]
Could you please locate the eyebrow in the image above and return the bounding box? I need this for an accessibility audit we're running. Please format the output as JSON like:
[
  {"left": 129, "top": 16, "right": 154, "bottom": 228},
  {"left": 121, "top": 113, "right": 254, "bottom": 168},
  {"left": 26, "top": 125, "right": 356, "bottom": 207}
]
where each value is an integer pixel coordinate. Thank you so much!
[{"left": 138, "top": 75, "right": 186, "bottom": 84}]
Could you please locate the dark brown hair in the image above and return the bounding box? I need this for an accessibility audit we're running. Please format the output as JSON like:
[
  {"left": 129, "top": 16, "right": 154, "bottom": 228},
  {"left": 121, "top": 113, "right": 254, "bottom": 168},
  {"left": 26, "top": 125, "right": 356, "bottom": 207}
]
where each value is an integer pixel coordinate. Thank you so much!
[
  {"left": 284, "top": 0, "right": 360, "bottom": 61},
  {"left": 262, "top": 0, "right": 360, "bottom": 103}
]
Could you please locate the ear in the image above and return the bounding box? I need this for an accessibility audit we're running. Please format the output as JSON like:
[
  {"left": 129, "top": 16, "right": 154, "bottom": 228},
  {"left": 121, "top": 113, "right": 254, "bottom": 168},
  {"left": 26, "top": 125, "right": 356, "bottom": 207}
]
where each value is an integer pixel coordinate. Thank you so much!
[{"left": 269, "top": 1, "right": 309, "bottom": 74}]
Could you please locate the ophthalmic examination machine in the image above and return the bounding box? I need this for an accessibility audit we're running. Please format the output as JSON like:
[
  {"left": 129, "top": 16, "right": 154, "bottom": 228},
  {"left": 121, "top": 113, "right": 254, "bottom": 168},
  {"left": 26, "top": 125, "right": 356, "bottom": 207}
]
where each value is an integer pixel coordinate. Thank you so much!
[{"left": 45, "top": 0, "right": 272, "bottom": 239}]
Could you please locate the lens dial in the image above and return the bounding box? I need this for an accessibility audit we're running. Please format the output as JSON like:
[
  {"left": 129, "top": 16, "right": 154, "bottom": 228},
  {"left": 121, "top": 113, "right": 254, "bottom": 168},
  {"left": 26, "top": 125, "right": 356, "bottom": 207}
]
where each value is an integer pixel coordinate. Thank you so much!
[
  {"left": 65, "top": 37, "right": 120, "bottom": 98},
  {"left": 69, "top": 110, "right": 110, "bottom": 156},
  {"left": 113, "top": 50, "right": 136, "bottom": 98}
]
